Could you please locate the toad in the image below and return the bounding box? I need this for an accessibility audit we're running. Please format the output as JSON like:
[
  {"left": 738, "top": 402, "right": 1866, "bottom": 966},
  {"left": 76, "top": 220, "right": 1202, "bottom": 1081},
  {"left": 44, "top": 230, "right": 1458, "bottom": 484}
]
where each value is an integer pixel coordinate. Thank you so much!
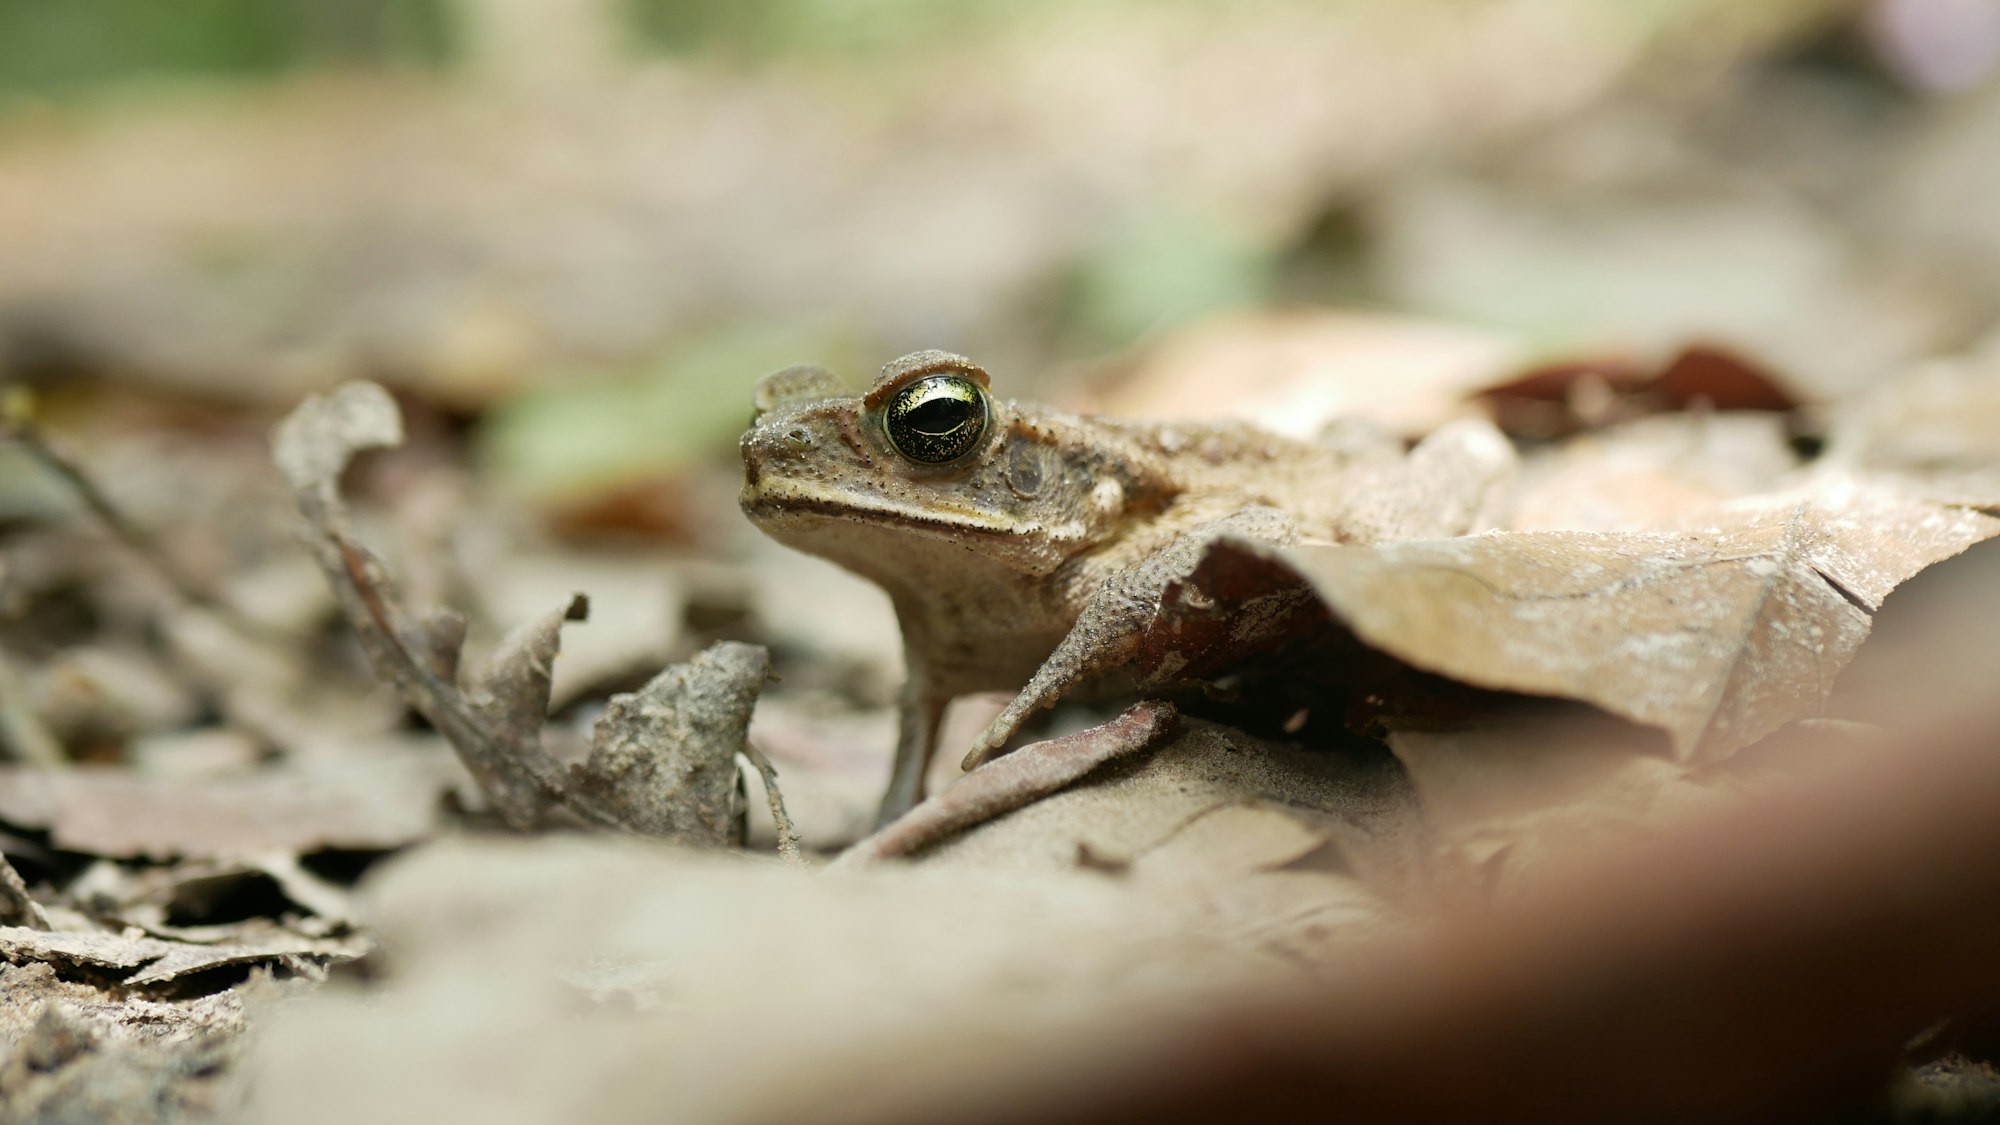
[{"left": 740, "top": 350, "right": 1513, "bottom": 825}]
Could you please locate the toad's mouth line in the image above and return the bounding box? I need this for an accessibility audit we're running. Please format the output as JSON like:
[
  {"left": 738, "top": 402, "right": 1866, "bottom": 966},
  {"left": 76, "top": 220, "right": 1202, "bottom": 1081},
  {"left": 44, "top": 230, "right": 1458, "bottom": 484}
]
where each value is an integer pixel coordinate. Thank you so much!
[{"left": 739, "top": 479, "right": 1039, "bottom": 539}]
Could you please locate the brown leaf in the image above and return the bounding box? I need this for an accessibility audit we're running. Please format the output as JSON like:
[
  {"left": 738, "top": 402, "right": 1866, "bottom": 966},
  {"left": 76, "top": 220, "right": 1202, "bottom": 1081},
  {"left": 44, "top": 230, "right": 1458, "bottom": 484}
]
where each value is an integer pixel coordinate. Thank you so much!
[
  {"left": 1384, "top": 714, "right": 1725, "bottom": 900},
  {"left": 1156, "top": 485, "right": 1998, "bottom": 764},
  {"left": 469, "top": 550, "right": 688, "bottom": 710},
  {"left": 1475, "top": 345, "right": 1802, "bottom": 440},
  {"left": 70, "top": 854, "right": 358, "bottom": 935},
  {"left": 242, "top": 821, "right": 1400, "bottom": 1125},
  {"left": 1652, "top": 345, "right": 1802, "bottom": 413}
]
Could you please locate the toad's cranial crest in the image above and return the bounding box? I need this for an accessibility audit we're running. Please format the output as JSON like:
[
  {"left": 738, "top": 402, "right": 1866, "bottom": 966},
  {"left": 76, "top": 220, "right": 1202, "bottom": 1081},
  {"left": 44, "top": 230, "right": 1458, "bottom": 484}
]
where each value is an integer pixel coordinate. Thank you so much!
[{"left": 739, "top": 350, "right": 1517, "bottom": 828}]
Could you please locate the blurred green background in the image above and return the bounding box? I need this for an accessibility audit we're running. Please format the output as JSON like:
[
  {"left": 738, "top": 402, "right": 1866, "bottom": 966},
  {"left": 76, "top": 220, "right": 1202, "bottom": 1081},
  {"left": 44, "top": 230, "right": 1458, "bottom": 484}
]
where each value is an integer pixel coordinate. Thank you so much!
[{"left": 2, "top": 0, "right": 1996, "bottom": 504}]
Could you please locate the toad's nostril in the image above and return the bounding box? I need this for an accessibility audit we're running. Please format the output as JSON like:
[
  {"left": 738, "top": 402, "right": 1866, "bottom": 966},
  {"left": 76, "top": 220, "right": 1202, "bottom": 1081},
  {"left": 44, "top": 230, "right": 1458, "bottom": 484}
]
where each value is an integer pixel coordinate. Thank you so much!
[{"left": 785, "top": 426, "right": 812, "bottom": 447}]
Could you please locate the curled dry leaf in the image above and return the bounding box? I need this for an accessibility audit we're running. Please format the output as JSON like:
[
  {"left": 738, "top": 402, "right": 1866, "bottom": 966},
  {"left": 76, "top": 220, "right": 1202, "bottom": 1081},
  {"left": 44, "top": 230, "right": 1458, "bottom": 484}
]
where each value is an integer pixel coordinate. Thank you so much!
[
  {"left": 1135, "top": 482, "right": 1998, "bottom": 767},
  {"left": 275, "top": 381, "right": 580, "bottom": 828},
  {"left": 469, "top": 549, "right": 689, "bottom": 711},
  {"left": 459, "top": 595, "right": 590, "bottom": 820},
  {"left": 272, "top": 381, "right": 789, "bottom": 845},
  {"left": 69, "top": 853, "right": 359, "bottom": 936}
]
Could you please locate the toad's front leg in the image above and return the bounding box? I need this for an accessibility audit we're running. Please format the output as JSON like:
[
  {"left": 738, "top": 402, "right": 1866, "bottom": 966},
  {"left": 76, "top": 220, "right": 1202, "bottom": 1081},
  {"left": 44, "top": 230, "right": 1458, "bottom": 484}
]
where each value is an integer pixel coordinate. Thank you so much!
[
  {"left": 961, "top": 507, "right": 1296, "bottom": 771},
  {"left": 879, "top": 674, "right": 948, "bottom": 828}
]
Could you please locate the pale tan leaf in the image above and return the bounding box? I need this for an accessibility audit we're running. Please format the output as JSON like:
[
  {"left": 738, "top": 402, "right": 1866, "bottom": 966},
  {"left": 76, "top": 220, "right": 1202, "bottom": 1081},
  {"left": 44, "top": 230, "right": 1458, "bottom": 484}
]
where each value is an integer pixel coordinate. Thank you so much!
[
  {"left": 0, "top": 759, "right": 453, "bottom": 860},
  {"left": 1825, "top": 343, "right": 2000, "bottom": 504},
  {"left": 919, "top": 720, "right": 1420, "bottom": 896},
  {"left": 1508, "top": 413, "right": 1801, "bottom": 531},
  {"left": 1219, "top": 486, "right": 1999, "bottom": 761},
  {"left": 1073, "top": 310, "right": 1523, "bottom": 438}
]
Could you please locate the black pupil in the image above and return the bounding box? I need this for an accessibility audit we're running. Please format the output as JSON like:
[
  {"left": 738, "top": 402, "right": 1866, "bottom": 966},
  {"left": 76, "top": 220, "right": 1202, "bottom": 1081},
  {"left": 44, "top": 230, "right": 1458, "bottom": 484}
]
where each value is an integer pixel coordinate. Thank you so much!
[{"left": 906, "top": 396, "right": 972, "bottom": 434}]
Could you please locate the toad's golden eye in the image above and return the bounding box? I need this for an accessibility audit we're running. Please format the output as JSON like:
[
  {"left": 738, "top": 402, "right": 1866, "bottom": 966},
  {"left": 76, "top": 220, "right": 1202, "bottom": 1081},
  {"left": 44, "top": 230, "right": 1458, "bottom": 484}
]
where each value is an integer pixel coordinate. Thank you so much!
[{"left": 884, "top": 375, "right": 989, "bottom": 463}]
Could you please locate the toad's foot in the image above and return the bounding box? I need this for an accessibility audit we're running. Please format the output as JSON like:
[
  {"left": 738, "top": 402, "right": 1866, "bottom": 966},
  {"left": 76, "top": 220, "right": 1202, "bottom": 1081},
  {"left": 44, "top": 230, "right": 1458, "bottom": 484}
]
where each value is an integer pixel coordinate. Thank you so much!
[
  {"left": 963, "top": 506, "right": 1296, "bottom": 771},
  {"left": 839, "top": 701, "right": 1178, "bottom": 866},
  {"left": 960, "top": 591, "right": 1150, "bottom": 771}
]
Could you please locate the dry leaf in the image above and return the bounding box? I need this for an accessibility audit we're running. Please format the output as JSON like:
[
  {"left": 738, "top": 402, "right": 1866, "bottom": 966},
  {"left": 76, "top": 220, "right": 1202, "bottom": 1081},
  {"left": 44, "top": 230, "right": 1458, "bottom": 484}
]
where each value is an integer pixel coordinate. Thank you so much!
[
  {"left": 1825, "top": 341, "right": 2000, "bottom": 503},
  {"left": 69, "top": 853, "right": 358, "bottom": 935},
  {"left": 920, "top": 720, "right": 1414, "bottom": 883},
  {"left": 1073, "top": 309, "right": 1523, "bottom": 438},
  {"left": 243, "top": 831, "right": 1403, "bottom": 1125},
  {"left": 1384, "top": 713, "right": 1740, "bottom": 899},
  {"left": 847, "top": 695, "right": 2000, "bottom": 1125},
  {"left": 1474, "top": 344, "right": 1802, "bottom": 440},
  {"left": 1507, "top": 413, "right": 1802, "bottom": 531},
  {"left": 470, "top": 549, "right": 688, "bottom": 710},
  {"left": 1139, "top": 483, "right": 1998, "bottom": 765},
  {"left": 275, "top": 380, "right": 584, "bottom": 829},
  {"left": 0, "top": 759, "right": 452, "bottom": 860},
  {"left": 0, "top": 925, "right": 365, "bottom": 988}
]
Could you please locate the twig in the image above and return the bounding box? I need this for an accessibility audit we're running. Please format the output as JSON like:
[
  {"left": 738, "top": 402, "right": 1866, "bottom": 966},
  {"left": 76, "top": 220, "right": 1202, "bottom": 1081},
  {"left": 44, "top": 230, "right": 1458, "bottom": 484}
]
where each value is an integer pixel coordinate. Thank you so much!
[
  {"left": 0, "top": 391, "right": 275, "bottom": 641},
  {"left": 0, "top": 850, "right": 51, "bottom": 930},
  {"left": 740, "top": 741, "right": 804, "bottom": 865}
]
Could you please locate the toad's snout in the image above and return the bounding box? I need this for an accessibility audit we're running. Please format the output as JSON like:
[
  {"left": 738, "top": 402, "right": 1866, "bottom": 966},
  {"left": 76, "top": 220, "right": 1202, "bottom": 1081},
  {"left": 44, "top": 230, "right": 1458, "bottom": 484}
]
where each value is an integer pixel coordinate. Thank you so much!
[
  {"left": 739, "top": 407, "right": 859, "bottom": 511},
  {"left": 740, "top": 420, "right": 816, "bottom": 481}
]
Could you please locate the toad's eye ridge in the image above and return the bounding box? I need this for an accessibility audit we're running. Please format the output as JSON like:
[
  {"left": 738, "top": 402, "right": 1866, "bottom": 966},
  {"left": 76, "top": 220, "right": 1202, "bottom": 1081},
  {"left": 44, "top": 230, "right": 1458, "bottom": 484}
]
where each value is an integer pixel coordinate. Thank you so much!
[{"left": 884, "top": 375, "right": 989, "bottom": 463}]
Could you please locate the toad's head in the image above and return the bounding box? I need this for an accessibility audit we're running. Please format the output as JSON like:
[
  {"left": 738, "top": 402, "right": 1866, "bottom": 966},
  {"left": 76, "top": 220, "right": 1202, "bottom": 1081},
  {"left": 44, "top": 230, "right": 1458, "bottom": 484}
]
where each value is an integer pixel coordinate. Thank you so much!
[{"left": 740, "top": 351, "right": 1134, "bottom": 595}]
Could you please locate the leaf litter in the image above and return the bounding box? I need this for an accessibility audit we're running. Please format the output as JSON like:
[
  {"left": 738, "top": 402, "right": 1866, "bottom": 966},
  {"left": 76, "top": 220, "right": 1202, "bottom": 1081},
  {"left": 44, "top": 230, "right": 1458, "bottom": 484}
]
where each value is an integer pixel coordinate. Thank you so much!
[
  {"left": 6, "top": 22, "right": 2000, "bottom": 1114},
  {"left": 27, "top": 344, "right": 2000, "bottom": 1120},
  {"left": 0, "top": 334, "right": 1995, "bottom": 1123}
]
